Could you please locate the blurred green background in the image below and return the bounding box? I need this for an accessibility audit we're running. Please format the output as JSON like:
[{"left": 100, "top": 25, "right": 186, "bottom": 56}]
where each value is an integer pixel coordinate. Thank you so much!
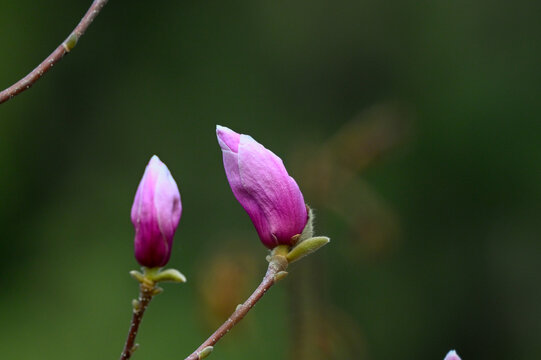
[{"left": 1, "top": 0, "right": 540, "bottom": 359}]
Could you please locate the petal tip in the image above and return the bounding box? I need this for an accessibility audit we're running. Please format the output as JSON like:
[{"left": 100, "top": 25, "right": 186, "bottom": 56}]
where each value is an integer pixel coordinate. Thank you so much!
[
  {"left": 216, "top": 125, "right": 241, "bottom": 152},
  {"left": 147, "top": 154, "right": 165, "bottom": 170},
  {"left": 444, "top": 350, "right": 461, "bottom": 360},
  {"left": 216, "top": 125, "right": 232, "bottom": 137}
]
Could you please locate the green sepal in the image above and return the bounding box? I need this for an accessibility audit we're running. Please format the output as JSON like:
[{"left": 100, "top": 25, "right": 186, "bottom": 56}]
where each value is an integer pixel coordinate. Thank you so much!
[{"left": 286, "top": 236, "right": 330, "bottom": 264}]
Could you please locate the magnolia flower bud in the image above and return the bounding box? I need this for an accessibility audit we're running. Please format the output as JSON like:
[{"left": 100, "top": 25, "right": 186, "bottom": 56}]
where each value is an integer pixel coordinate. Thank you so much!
[
  {"left": 131, "top": 155, "right": 182, "bottom": 268},
  {"left": 444, "top": 350, "right": 461, "bottom": 360},
  {"left": 216, "top": 125, "right": 308, "bottom": 249}
]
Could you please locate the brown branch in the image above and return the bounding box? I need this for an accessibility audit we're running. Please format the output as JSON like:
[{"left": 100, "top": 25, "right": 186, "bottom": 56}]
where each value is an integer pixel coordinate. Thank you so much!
[
  {"left": 0, "top": 0, "right": 109, "bottom": 105},
  {"left": 184, "top": 254, "right": 288, "bottom": 360},
  {"left": 119, "top": 283, "right": 156, "bottom": 360}
]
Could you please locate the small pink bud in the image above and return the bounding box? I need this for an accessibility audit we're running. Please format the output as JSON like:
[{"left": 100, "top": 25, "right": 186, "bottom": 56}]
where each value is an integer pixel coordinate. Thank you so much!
[
  {"left": 444, "top": 350, "right": 461, "bottom": 360},
  {"left": 131, "top": 155, "right": 182, "bottom": 268},
  {"left": 216, "top": 125, "right": 308, "bottom": 249}
]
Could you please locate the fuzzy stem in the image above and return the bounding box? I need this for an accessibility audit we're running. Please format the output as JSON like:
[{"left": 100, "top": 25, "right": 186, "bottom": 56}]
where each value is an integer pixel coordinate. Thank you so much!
[
  {"left": 0, "top": 0, "right": 109, "bottom": 105},
  {"left": 184, "top": 246, "right": 289, "bottom": 360},
  {"left": 119, "top": 283, "right": 155, "bottom": 360}
]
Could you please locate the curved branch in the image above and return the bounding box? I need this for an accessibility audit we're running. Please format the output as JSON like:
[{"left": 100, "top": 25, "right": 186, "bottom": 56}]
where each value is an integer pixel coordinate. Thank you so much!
[
  {"left": 184, "top": 256, "right": 288, "bottom": 360},
  {"left": 0, "top": 0, "right": 109, "bottom": 105},
  {"left": 119, "top": 283, "right": 156, "bottom": 360}
]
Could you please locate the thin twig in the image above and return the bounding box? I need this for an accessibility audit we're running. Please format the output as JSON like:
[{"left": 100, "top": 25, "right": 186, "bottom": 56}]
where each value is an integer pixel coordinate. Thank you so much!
[
  {"left": 0, "top": 0, "right": 109, "bottom": 105},
  {"left": 184, "top": 257, "right": 288, "bottom": 360},
  {"left": 120, "top": 283, "right": 155, "bottom": 360}
]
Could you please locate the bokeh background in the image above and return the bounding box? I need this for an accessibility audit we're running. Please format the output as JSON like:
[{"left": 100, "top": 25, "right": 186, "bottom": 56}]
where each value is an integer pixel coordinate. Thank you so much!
[{"left": 1, "top": 1, "right": 540, "bottom": 359}]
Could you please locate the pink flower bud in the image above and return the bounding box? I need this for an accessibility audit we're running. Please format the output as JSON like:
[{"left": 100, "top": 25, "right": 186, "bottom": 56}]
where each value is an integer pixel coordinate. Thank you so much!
[
  {"left": 131, "top": 155, "right": 182, "bottom": 268},
  {"left": 216, "top": 125, "right": 308, "bottom": 249},
  {"left": 444, "top": 350, "right": 461, "bottom": 360}
]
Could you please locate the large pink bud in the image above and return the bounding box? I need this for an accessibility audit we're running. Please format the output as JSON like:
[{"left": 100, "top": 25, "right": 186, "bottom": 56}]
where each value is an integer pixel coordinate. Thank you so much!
[
  {"left": 131, "top": 155, "right": 182, "bottom": 267},
  {"left": 216, "top": 125, "right": 308, "bottom": 249}
]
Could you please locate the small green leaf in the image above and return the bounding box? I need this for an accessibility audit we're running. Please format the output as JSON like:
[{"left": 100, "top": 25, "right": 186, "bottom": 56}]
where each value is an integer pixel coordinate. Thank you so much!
[
  {"left": 151, "top": 286, "right": 164, "bottom": 295},
  {"left": 62, "top": 33, "right": 79, "bottom": 52},
  {"left": 299, "top": 206, "right": 315, "bottom": 241},
  {"left": 274, "top": 271, "right": 289, "bottom": 282},
  {"left": 286, "top": 236, "right": 330, "bottom": 263},
  {"left": 132, "top": 299, "right": 141, "bottom": 312},
  {"left": 151, "top": 268, "right": 187, "bottom": 283},
  {"left": 129, "top": 270, "right": 145, "bottom": 283},
  {"left": 198, "top": 346, "right": 214, "bottom": 359}
]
